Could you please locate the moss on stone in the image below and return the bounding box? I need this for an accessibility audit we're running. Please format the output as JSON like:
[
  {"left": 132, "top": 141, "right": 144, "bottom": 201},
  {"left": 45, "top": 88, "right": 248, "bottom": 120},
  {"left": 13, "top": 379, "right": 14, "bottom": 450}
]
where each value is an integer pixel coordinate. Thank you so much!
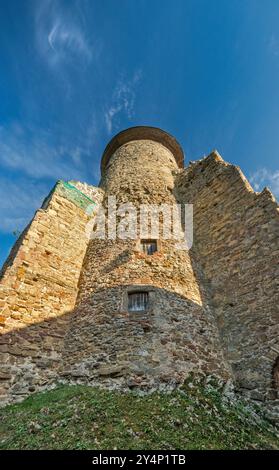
[{"left": 56, "top": 180, "right": 96, "bottom": 211}]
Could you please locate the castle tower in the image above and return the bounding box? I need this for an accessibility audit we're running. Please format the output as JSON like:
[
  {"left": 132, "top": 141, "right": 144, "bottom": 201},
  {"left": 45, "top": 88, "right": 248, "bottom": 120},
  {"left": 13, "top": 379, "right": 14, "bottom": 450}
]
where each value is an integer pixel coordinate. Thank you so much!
[
  {"left": 61, "top": 127, "right": 230, "bottom": 388},
  {"left": 0, "top": 126, "right": 278, "bottom": 416}
]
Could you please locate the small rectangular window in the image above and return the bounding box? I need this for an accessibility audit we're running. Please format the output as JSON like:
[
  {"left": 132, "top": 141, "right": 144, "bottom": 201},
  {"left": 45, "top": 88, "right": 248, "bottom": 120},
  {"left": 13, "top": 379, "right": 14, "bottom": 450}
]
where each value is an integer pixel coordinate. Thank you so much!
[
  {"left": 140, "top": 239, "right": 157, "bottom": 255},
  {"left": 128, "top": 292, "right": 149, "bottom": 312}
]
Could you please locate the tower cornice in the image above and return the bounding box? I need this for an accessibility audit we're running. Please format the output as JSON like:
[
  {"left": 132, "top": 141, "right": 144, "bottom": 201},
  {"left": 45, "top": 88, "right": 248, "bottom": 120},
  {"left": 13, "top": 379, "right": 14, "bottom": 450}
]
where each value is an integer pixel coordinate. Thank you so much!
[{"left": 101, "top": 126, "right": 184, "bottom": 175}]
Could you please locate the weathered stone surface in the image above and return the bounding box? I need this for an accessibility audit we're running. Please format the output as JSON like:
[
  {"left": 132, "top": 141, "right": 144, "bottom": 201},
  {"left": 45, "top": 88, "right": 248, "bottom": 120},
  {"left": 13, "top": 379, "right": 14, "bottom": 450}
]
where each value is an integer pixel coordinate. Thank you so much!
[
  {"left": 0, "top": 129, "right": 278, "bottom": 423},
  {"left": 98, "top": 365, "right": 127, "bottom": 377},
  {"left": 175, "top": 151, "right": 279, "bottom": 405},
  {"left": 62, "top": 140, "right": 231, "bottom": 390},
  {"left": 0, "top": 180, "right": 103, "bottom": 404}
]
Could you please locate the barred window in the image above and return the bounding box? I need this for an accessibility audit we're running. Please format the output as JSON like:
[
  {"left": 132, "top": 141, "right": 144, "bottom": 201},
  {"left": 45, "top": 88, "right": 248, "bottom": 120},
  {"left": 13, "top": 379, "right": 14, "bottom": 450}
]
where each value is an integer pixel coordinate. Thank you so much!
[
  {"left": 128, "top": 292, "right": 149, "bottom": 312},
  {"left": 140, "top": 239, "right": 157, "bottom": 255}
]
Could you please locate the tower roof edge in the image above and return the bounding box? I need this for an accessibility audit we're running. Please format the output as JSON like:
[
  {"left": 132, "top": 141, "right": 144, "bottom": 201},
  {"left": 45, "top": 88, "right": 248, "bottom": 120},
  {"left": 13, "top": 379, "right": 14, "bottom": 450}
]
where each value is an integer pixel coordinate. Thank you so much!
[{"left": 100, "top": 126, "right": 184, "bottom": 175}]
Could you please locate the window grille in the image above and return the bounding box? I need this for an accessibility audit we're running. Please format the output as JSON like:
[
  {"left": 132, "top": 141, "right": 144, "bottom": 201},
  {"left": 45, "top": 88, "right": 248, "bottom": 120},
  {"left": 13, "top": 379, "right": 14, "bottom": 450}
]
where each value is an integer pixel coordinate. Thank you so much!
[
  {"left": 140, "top": 239, "right": 157, "bottom": 255},
  {"left": 128, "top": 292, "right": 149, "bottom": 312}
]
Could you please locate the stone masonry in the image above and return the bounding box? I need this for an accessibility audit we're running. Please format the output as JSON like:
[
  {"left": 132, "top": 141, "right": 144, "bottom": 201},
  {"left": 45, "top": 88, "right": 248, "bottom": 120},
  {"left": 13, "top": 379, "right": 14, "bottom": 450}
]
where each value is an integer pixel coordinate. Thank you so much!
[
  {"left": 175, "top": 153, "right": 279, "bottom": 404},
  {"left": 62, "top": 138, "right": 230, "bottom": 390},
  {"left": 0, "top": 180, "right": 103, "bottom": 401},
  {"left": 0, "top": 126, "right": 278, "bottom": 419}
]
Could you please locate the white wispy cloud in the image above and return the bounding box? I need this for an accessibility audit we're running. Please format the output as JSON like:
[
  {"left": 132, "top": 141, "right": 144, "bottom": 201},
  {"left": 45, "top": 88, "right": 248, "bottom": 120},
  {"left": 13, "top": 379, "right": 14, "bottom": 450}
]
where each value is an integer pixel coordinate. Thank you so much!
[
  {"left": 268, "top": 34, "right": 279, "bottom": 57},
  {"left": 35, "top": 0, "right": 92, "bottom": 67},
  {"left": 0, "top": 117, "right": 101, "bottom": 235},
  {"left": 105, "top": 70, "right": 142, "bottom": 134},
  {"left": 47, "top": 20, "right": 92, "bottom": 62},
  {"left": 0, "top": 123, "right": 86, "bottom": 181},
  {"left": 249, "top": 168, "right": 279, "bottom": 198},
  {"left": 0, "top": 177, "right": 50, "bottom": 233}
]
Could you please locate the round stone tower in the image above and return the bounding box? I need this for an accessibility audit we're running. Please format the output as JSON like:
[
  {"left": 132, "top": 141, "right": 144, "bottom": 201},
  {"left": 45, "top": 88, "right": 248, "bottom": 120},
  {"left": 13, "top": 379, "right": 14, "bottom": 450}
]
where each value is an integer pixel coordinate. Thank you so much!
[{"left": 62, "top": 127, "right": 230, "bottom": 389}]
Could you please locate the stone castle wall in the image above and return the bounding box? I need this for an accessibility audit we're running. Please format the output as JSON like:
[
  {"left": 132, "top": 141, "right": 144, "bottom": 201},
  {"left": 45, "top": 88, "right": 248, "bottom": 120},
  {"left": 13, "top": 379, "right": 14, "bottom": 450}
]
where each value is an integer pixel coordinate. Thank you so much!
[
  {"left": 0, "top": 130, "right": 278, "bottom": 413},
  {"left": 175, "top": 152, "right": 279, "bottom": 403},
  {"left": 0, "top": 181, "right": 103, "bottom": 404},
  {"left": 61, "top": 140, "right": 231, "bottom": 390}
]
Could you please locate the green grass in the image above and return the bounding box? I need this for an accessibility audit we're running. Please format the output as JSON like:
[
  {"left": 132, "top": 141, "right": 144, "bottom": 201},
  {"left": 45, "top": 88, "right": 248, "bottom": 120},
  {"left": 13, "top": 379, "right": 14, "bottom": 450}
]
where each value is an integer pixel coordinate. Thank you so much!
[{"left": 0, "top": 380, "right": 278, "bottom": 450}]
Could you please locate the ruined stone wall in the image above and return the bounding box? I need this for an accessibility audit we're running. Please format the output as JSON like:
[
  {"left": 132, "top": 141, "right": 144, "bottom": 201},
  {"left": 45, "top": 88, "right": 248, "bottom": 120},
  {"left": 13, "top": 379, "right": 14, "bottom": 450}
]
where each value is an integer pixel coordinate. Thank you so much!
[
  {"left": 175, "top": 152, "right": 279, "bottom": 403},
  {"left": 2, "top": 129, "right": 277, "bottom": 411},
  {"left": 0, "top": 181, "right": 103, "bottom": 404},
  {"left": 62, "top": 140, "right": 230, "bottom": 390}
]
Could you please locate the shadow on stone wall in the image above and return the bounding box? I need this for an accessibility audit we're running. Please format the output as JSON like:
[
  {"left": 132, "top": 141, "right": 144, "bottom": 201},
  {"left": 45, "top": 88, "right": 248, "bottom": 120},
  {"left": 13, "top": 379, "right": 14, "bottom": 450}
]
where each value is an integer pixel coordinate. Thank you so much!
[
  {"left": 189, "top": 245, "right": 279, "bottom": 403},
  {"left": 0, "top": 309, "right": 72, "bottom": 404},
  {"left": 1, "top": 285, "right": 278, "bottom": 406},
  {"left": 272, "top": 357, "right": 279, "bottom": 399},
  {"left": 1, "top": 285, "right": 230, "bottom": 405}
]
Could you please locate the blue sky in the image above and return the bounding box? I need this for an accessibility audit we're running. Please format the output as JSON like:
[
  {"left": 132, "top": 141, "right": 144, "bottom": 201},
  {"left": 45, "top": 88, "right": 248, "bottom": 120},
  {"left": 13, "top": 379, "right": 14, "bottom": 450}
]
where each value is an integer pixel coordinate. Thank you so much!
[{"left": 0, "top": 0, "right": 279, "bottom": 266}]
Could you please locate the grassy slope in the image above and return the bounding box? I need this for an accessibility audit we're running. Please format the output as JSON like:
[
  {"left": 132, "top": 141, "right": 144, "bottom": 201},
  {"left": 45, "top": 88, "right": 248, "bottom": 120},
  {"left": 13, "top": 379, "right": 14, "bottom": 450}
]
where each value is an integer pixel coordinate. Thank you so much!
[{"left": 0, "top": 381, "right": 278, "bottom": 450}]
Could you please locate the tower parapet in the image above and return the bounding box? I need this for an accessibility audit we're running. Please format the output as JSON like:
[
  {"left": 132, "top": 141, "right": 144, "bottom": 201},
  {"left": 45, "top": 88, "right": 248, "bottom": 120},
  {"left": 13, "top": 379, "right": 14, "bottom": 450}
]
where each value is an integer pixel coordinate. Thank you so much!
[{"left": 100, "top": 126, "right": 184, "bottom": 176}]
